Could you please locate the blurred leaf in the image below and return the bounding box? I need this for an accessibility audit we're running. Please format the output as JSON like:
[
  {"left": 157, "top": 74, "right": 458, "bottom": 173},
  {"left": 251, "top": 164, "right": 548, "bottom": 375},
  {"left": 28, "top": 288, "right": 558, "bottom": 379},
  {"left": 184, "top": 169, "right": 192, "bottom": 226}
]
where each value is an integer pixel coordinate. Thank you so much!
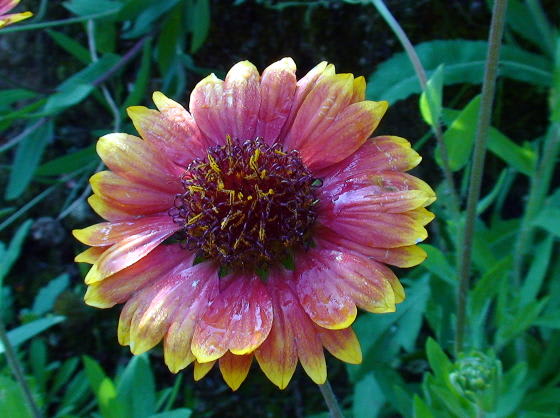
[
  {"left": 349, "top": 276, "right": 430, "bottom": 381},
  {"left": 5, "top": 120, "right": 54, "bottom": 200},
  {"left": 84, "top": 356, "right": 128, "bottom": 418},
  {"left": 31, "top": 273, "right": 70, "bottom": 316},
  {"left": 157, "top": 3, "right": 183, "bottom": 75},
  {"left": 123, "top": 39, "right": 153, "bottom": 110},
  {"left": 413, "top": 395, "right": 435, "bottom": 418},
  {"left": 0, "top": 89, "right": 37, "bottom": 112},
  {"left": 29, "top": 338, "right": 48, "bottom": 394},
  {"left": 495, "top": 299, "right": 547, "bottom": 349},
  {"left": 419, "top": 65, "right": 444, "bottom": 127},
  {"left": 95, "top": 20, "right": 117, "bottom": 53},
  {"left": 51, "top": 357, "right": 80, "bottom": 395},
  {"left": 124, "top": 0, "right": 181, "bottom": 39},
  {"left": 64, "top": 0, "right": 123, "bottom": 16},
  {"left": 532, "top": 208, "right": 560, "bottom": 236},
  {"left": 44, "top": 84, "right": 94, "bottom": 114},
  {"left": 0, "top": 220, "right": 32, "bottom": 284},
  {"left": 35, "top": 145, "right": 97, "bottom": 176},
  {"left": 47, "top": 30, "right": 91, "bottom": 64},
  {"left": 495, "top": 363, "right": 528, "bottom": 415},
  {"left": 419, "top": 244, "right": 455, "bottom": 284},
  {"left": 60, "top": 370, "right": 91, "bottom": 412},
  {"left": 367, "top": 40, "right": 552, "bottom": 103},
  {"left": 477, "top": 169, "right": 508, "bottom": 214},
  {"left": 353, "top": 373, "right": 385, "bottom": 418},
  {"left": 506, "top": 0, "right": 542, "bottom": 49},
  {"left": 0, "top": 316, "right": 65, "bottom": 354},
  {"left": 0, "top": 376, "right": 33, "bottom": 418},
  {"left": 149, "top": 410, "right": 192, "bottom": 418},
  {"left": 520, "top": 236, "right": 554, "bottom": 306},
  {"left": 486, "top": 125, "right": 536, "bottom": 175},
  {"left": 188, "top": 0, "right": 211, "bottom": 53},
  {"left": 425, "top": 338, "right": 453, "bottom": 381},
  {"left": 117, "top": 355, "right": 156, "bottom": 418}
]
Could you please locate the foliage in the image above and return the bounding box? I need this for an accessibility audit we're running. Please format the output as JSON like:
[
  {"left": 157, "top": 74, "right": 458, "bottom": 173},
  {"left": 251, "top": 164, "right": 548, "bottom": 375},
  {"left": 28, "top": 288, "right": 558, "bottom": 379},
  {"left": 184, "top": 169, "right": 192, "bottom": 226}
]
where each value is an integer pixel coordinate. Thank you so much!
[{"left": 1, "top": 0, "right": 559, "bottom": 416}]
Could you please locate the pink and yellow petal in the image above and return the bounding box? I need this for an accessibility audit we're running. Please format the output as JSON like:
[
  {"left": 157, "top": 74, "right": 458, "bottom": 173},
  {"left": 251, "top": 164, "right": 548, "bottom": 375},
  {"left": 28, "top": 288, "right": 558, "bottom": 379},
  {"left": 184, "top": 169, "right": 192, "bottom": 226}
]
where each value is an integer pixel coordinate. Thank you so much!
[
  {"left": 97, "top": 133, "right": 183, "bottom": 194},
  {"left": 255, "top": 57, "right": 297, "bottom": 144},
  {"left": 295, "top": 257, "right": 357, "bottom": 329},
  {"left": 87, "top": 195, "right": 138, "bottom": 222},
  {"left": 0, "top": 10, "right": 31, "bottom": 27},
  {"left": 194, "top": 360, "right": 215, "bottom": 381},
  {"left": 316, "top": 327, "right": 362, "bottom": 364},
  {"left": 127, "top": 97, "right": 207, "bottom": 165},
  {"left": 351, "top": 76, "right": 366, "bottom": 103},
  {"left": 90, "top": 171, "right": 174, "bottom": 215},
  {"left": 163, "top": 263, "right": 220, "bottom": 373},
  {"left": 84, "top": 244, "right": 192, "bottom": 308},
  {"left": 81, "top": 217, "right": 181, "bottom": 284},
  {"left": 190, "top": 61, "right": 261, "bottom": 144},
  {"left": 299, "top": 100, "right": 388, "bottom": 172},
  {"left": 75, "top": 246, "right": 108, "bottom": 264},
  {"left": 219, "top": 352, "right": 253, "bottom": 391},
  {"left": 283, "top": 73, "right": 354, "bottom": 152},
  {"left": 191, "top": 275, "right": 273, "bottom": 362}
]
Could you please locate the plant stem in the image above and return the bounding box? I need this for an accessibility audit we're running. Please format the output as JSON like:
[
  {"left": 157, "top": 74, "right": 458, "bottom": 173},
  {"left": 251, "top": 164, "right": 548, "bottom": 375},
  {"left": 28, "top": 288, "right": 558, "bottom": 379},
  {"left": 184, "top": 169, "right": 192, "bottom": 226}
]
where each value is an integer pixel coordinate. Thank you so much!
[
  {"left": 318, "top": 381, "right": 344, "bottom": 418},
  {"left": 455, "top": 0, "right": 508, "bottom": 355},
  {"left": 0, "top": 319, "right": 42, "bottom": 418},
  {"left": 371, "top": 0, "right": 460, "bottom": 219},
  {"left": 0, "top": 10, "right": 118, "bottom": 33}
]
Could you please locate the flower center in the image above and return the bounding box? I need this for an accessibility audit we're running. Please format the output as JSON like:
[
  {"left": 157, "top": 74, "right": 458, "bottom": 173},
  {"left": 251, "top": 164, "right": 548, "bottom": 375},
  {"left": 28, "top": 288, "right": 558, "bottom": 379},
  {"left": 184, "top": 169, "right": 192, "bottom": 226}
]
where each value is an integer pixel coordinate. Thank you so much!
[{"left": 171, "top": 137, "right": 319, "bottom": 270}]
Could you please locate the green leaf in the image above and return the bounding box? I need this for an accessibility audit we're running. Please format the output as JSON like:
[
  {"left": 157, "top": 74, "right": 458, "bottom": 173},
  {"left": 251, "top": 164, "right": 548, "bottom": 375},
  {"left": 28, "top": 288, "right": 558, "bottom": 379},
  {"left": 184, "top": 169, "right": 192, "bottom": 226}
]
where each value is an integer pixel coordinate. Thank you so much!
[
  {"left": 51, "top": 357, "right": 80, "bottom": 395},
  {"left": 419, "top": 244, "right": 455, "bottom": 284},
  {"left": 532, "top": 208, "right": 560, "bottom": 236},
  {"left": 0, "top": 376, "right": 34, "bottom": 418},
  {"left": 520, "top": 236, "right": 554, "bottom": 306},
  {"left": 439, "top": 95, "right": 480, "bottom": 171},
  {"left": 189, "top": 0, "right": 210, "bottom": 53},
  {"left": 148, "top": 410, "right": 192, "bottom": 418},
  {"left": 419, "top": 65, "right": 444, "bottom": 127},
  {"left": 123, "top": 39, "right": 153, "bottom": 110},
  {"left": 84, "top": 356, "right": 128, "bottom": 418},
  {"left": 0, "top": 316, "right": 65, "bottom": 354},
  {"left": 5, "top": 120, "right": 54, "bottom": 200},
  {"left": 157, "top": 3, "right": 183, "bottom": 75},
  {"left": 124, "top": 0, "right": 181, "bottom": 39},
  {"left": 64, "top": 0, "right": 123, "bottom": 17},
  {"left": 31, "top": 274, "right": 70, "bottom": 315},
  {"left": 0, "top": 89, "right": 37, "bottom": 111},
  {"left": 47, "top": 30, "right": 91, "bottom": 64},
  {"left": 413, "top": 395, "right": 435, "bottom": 418},
  {"left": 495, "top": 299, "right": 547, "bottom": 349},
  {"left": 367, "top": 40, "right": 552, "bottom": 103},
  {"left": 353, "top": 373, "right": 385, "bottom": 418},
  {"left": 0, "top": 220, "right": 32, "bottom": 284},
  {"left": 117, "top": 355, "right": 156, "bottom": 418},
  {"left": 35, "top": 145, "right": 97, "bottom": 176},
  {"left": 44, "top": 84, "right": 94, "bottom": 114},
  {"left": 425, "top": 338, "right": 453, "bottom": 381},
  {"left": 29, "top": 338, "right": 48, "bottom": 394}
]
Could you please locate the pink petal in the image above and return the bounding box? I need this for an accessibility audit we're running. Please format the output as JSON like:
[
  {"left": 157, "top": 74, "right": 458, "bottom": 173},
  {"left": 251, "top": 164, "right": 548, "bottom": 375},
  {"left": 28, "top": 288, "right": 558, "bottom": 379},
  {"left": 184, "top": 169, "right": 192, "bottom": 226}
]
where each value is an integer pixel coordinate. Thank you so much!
[
  {"left": 191, "top": 274, "right": 273, "bottom": 362},
  {"left": 190, "top": 61, "right": 261, "bottom": 144},
  {"left": 255, "top": 57, "right": 297, "bottom": 145}
]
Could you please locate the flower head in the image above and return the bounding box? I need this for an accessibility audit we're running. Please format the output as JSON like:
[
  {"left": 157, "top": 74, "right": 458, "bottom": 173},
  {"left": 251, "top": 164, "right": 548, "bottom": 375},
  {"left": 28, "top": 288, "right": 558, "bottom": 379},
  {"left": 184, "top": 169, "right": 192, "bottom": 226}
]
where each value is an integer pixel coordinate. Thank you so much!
[
  {"left": 74, "top": 58, "right": 436, "bottom": 390},
  {"left": 0, "top": 0, "right": 32, "bottom": 28}
]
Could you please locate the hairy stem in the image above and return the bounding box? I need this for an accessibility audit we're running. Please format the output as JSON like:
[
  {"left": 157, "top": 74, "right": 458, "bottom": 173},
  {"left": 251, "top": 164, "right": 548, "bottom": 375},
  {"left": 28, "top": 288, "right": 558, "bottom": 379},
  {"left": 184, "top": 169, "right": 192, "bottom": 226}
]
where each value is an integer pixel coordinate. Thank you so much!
[
  {"left": 318, "top": 381, "right": 344, "bottom": 418},
  {"left": 0, "top": 319, "right": 42, "bottom": 418},
  {"left": 455, "top": 0, "right": 508, "bottom": 355}
]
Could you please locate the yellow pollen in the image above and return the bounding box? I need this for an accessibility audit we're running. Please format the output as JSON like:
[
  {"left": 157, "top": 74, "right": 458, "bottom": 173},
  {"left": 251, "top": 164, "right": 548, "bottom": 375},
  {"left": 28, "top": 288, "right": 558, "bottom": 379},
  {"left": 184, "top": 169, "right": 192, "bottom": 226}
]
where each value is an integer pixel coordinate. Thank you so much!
[
  {"left": 249, "top": 149, "right": 261, "bottom": 172},
  {"left": 207, "top": 154, "right": 221, "bottom": 173},
  {"left": 187, "top": 213, "right": 203, "bottom": 225}
]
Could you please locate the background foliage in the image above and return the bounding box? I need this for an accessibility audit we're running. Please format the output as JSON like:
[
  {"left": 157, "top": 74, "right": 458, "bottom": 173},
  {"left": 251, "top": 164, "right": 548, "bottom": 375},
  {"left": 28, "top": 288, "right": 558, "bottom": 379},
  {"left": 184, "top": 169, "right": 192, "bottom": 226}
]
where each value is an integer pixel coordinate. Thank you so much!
[{"left": 1, "top": 0, "right": 559, "bottom": 417}]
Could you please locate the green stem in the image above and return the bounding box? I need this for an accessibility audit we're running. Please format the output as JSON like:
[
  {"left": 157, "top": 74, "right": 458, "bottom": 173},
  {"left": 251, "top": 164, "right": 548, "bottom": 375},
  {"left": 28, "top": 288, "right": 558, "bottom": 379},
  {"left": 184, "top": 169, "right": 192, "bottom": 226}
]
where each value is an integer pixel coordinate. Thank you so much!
[
  {"left": 455, "top": 0, "right": 508, "bottom": 355},
  {"left": 371, "top": 0, "right": 460, "bottom": 219},
  {"left": 318, "top": 381, "right": 344, "bottom": 418},
  {"left": 0, "top": 319, "right": 42, "bottom": 418},
  {"left": 0, "top": 10, "right": 118, "bottom": 33}
]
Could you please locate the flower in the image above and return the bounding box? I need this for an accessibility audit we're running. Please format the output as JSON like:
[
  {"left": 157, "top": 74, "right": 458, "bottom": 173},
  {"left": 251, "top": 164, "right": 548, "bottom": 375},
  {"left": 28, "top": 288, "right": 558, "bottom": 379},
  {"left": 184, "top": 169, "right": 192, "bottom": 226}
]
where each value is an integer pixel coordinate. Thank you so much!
[
  {"left": 0, "top": 0, "right": 32, "bottom": 29},
  {"left": 74, "top": 58, "right": 435, "bottom": 390}
]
